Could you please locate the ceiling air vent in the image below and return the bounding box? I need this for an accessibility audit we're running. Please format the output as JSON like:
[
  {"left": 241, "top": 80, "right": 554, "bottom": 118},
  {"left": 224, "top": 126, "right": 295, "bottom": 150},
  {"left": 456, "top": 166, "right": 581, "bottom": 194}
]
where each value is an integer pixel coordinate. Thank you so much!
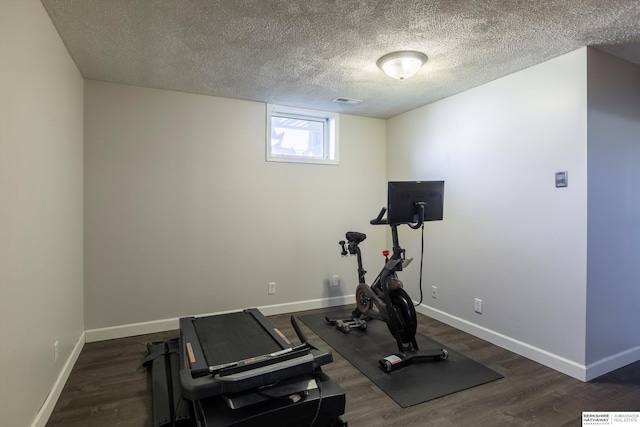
[{"left": 332, "top": 97, "right": 363, "bottom": 105}]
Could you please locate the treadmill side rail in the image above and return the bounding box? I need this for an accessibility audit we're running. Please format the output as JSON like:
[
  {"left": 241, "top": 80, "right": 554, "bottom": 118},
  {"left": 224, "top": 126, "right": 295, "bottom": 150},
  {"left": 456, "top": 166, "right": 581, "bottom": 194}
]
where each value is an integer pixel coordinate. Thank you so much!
[{"left": 181, "top": 353, "right": 316, "bottom": 401}]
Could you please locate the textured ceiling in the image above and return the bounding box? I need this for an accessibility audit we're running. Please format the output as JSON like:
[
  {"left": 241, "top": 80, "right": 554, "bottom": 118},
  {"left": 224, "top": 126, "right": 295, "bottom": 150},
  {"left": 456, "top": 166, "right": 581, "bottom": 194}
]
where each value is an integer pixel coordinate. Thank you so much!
[{"left": 41, "top": 0, "right": 640, "bottom": 119}]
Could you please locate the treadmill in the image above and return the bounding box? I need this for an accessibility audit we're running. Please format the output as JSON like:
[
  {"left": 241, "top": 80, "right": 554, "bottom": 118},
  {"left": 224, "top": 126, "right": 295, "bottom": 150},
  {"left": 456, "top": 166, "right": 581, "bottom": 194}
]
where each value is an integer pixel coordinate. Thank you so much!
[{"left": 179, "top": 308, "right": 346, "bottom": 426}]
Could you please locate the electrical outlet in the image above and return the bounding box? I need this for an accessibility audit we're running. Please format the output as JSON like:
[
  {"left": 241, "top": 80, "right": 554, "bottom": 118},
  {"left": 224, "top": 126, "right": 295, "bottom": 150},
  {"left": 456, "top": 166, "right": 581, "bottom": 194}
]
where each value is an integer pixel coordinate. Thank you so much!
[
  {"left": 54, "top": 341, "right": 59, "bottom": 364},
  {"left": 268, "top": 282, "right": 276, "bottom": 294},
  {"left": 474, "top": 298, "right": 483, "bottom": 314},
  {"left": 431, "top": 286, "right": 438, "bottom": 299},
  {"left": 331, "top": 275, "right": 340, "bottom": 287}
]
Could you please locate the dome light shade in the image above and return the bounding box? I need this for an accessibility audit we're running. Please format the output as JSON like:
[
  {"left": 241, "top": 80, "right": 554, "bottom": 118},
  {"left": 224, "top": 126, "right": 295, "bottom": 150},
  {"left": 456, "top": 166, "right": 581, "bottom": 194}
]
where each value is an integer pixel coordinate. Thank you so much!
[{"left": 377, "top": 51, "right": 428, "bottom": 80}]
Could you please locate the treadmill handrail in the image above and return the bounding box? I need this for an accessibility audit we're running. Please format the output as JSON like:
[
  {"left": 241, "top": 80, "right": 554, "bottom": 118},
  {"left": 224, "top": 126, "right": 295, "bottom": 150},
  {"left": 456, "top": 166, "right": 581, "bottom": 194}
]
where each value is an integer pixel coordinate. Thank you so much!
[
  {"left": 218, "top": 353, "right": 315, "bottom": 383},
  {"left": 191, "top": 344, "right": 310, "bottom": 378},
  {"left": 180, "top": 352, "right": 317, "bottom": 401}
]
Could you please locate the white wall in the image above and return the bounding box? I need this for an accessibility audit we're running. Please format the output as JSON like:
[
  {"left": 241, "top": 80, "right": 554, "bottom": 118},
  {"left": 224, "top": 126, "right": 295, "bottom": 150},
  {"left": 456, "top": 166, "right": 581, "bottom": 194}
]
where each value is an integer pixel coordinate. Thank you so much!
[
  {"left": 84, "top": 80, "right": 387, "bottom": 330},
  {"left": 387, "top": 49, "right": 589, "bottom": 376},
  {"left": 586, "top": 49, "right": 640, "bottom": 367},
  {"left": 0, "top": 1, "right": 84, "bottom": 426}
]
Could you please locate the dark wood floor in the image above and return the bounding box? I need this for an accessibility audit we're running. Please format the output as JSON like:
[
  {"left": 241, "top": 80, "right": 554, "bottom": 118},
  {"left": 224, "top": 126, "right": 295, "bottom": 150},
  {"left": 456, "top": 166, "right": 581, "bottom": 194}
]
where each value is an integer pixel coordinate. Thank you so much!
[{"left": 46, "top": 307, "right": 640, "bottom": 426}]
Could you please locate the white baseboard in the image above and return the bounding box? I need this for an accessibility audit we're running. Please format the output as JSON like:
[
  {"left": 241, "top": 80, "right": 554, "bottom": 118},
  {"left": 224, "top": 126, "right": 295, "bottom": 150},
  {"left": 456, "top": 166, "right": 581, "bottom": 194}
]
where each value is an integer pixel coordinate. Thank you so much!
[
  {"left": 85, "top": 295, "right": 354, "bottom": 343},
  {"left": 31, "top": 332, "right": 85, "bottom": 427},
  {"left": 416, "top": 303, "right": 640, "bottom": 382},
  {"left": 258, "top": 295, "right": 354, "bottom": 316},
  {"left": 584, "top": 344, "right": 640, "bottom": 381},
  {"left": 85, "top": 317, "right": 181, "bottom": 343}
]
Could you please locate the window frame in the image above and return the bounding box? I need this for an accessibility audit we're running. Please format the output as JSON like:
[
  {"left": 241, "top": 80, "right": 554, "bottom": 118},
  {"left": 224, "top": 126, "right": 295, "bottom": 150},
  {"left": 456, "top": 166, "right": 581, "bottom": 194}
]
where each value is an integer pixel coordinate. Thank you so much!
[{"left": 266, "top": 104, "right": 339, "bottom": 165}]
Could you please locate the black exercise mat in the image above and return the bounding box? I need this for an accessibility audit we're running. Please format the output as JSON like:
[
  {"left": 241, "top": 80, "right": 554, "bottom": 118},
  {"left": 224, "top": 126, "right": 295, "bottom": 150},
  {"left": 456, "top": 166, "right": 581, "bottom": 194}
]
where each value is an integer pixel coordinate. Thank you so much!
[{"left": 299, "top": 309, "right": 503, "bottom": 407}]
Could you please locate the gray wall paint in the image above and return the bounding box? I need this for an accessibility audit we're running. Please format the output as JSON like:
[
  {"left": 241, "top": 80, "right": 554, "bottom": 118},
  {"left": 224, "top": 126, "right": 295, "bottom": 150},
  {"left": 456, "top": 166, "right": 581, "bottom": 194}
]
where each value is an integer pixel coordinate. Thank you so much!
[
  {"left": 0, "top": 1, "right": 84, "bottom": 426},
  {"left": 586, "top": 49, "right": 640, "bottom": 364},
  {"left": 387, "top": 49, "right": 589, "bottom": 365},
  {"left": 84, "top": 81, "right": 387, "bottom": 329}
]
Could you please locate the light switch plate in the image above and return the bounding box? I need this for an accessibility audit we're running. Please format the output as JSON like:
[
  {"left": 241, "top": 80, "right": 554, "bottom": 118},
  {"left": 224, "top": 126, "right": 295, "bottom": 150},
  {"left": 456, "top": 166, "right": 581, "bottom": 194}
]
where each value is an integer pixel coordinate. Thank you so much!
[{"left": 555, "top": 171, "right": 568, "bottom": 188}]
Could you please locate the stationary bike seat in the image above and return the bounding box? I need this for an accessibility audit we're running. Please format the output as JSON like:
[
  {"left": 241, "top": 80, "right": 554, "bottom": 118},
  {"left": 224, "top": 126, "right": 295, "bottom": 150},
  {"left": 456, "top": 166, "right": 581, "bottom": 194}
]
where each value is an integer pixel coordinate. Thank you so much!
[{"left": 345, "top": 231, "right": 366, "bottom": 244}]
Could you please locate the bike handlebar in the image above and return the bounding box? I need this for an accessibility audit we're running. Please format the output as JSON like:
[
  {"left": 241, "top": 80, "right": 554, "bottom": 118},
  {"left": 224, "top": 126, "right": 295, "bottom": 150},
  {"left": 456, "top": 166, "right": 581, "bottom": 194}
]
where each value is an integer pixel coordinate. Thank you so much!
[
  {"left": 370, "top": 204, "right": 427, "bottom": 229},
  {"left": 370, "top": 207, "right": 388, "bottom": 225}
]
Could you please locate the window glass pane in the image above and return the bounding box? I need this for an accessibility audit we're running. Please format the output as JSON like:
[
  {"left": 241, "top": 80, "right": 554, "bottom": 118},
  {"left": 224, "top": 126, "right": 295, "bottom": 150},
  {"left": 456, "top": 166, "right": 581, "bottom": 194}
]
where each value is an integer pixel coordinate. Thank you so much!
[
  {"left": 266, "top": 104, "right": 338, "bottom": 165},
  {"left": 271, "top": 115, "right": 325, "bottom": 158}
]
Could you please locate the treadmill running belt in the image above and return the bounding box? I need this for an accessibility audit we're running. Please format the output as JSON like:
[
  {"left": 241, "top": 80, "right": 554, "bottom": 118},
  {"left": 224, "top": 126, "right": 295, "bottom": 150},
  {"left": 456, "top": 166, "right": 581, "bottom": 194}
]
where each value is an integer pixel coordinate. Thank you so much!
[{"left": 193, "top": 311, "right": 283, "bottom": 366}]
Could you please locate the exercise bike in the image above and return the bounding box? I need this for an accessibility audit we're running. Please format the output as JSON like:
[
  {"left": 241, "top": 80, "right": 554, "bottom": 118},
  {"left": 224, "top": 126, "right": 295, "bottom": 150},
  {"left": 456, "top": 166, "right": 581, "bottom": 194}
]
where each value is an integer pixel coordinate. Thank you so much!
[{"left": 327, "top": 200, "right": 448, "bottom": 373}]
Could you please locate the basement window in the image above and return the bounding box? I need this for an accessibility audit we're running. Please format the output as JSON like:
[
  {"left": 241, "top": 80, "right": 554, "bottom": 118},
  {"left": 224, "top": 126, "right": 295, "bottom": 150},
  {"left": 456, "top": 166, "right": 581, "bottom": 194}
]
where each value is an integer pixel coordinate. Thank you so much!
[{"left": 266, "top": 104, "right": 339, "bottom": 165}]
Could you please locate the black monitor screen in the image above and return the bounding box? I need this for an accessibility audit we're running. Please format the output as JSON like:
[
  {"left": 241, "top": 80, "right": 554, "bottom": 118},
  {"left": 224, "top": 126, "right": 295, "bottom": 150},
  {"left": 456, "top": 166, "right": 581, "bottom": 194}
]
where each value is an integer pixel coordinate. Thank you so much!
[{"left": 387, "top": 181, "right": 444, "bottom": 225}]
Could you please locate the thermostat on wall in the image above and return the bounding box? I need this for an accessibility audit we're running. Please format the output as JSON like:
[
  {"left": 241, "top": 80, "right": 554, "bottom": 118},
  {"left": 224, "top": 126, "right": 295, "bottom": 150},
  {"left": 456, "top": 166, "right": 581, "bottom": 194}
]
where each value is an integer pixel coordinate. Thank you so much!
[{"left": 555, "top": 171, "right": 568, "bottom": 188}]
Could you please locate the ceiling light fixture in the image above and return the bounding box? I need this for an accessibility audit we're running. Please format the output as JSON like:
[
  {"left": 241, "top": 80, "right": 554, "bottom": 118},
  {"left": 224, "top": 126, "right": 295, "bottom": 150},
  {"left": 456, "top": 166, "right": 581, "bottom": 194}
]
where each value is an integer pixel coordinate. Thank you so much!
[{"left": 377, "top": 51, "right": 428, "bottom": 80}]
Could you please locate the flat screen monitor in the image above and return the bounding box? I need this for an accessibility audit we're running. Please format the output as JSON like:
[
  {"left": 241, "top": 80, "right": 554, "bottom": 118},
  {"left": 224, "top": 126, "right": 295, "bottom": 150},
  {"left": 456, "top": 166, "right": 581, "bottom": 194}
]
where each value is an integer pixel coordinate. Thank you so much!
[{"left": 387, "top": 181, "right": 444, "bottom": 225}]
